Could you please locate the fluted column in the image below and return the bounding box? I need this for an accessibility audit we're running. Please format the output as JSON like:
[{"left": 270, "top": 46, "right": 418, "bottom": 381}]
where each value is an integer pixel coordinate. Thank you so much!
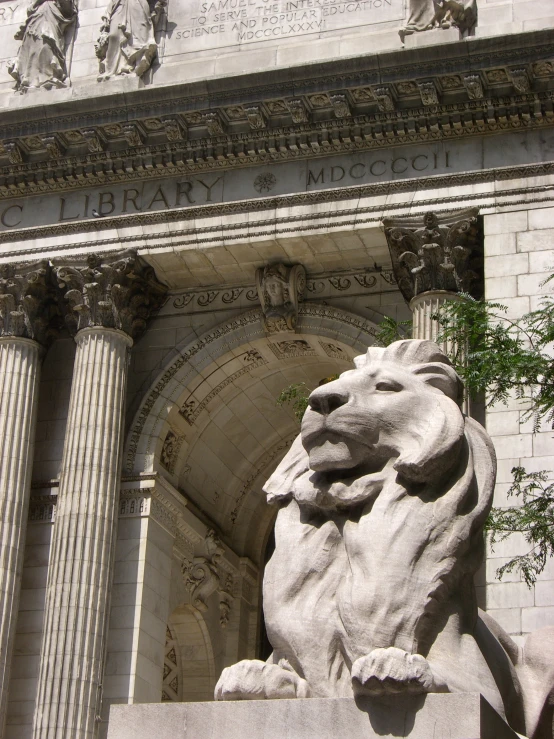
[
  {"left": 410, "top": 289, "right": 462, "bottom": 353},
  {"left": 33, "top": 252, "right": 166, "bottom": 739},
  {"left": 0, "top": 261, "right": 58, "bottom": 735}
]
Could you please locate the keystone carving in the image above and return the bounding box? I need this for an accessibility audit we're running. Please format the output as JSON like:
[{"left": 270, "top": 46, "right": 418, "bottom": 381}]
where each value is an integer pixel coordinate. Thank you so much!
[
  {"left": 256, "top": 263, "right": 306, "bottom": 334},
  {"left": 52, "top": 250, "right": 167, "bottom": 338},
  {"left": 383, "top": 209, "right": 482, "bottom": 302},
  {"left": 0, "top": 260, "right": 60, "bottom": 344},
  {"left": 181, "top": 529, "right": 225, "bottom": 612},
  {"left": 463, "top": 74, "right": 484, "bottom": 99}
]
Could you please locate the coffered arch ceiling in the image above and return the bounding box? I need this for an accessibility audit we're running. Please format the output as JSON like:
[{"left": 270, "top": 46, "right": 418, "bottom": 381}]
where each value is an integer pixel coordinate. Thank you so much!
[{"left": 125, "top": 304, "right": 380, "bottom": 562}]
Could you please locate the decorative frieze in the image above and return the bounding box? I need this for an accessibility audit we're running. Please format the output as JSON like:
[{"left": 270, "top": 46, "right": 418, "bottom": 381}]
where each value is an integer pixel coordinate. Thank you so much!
[
  {"left": 0, "top": 261, "right": 59, "bottom": 345},
  {"left": 256, "top": 263, "right": 306, "bottom": 334},
  {"left": 53, "top": 250, "right": 167, "bottom": 338},
  {"left": 383, "top": 208, "right": 482, "bottom": 302}
]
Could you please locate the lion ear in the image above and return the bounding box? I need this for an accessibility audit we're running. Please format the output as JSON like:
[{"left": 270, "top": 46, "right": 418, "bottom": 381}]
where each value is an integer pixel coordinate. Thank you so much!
[
  {"left": 354, "top": 346, "right": 385, "bottom": 369},
  {"left": 393, "top": 394, "right": 465, "bottom": 483},
  {"left": 263, "top": 435, "right": 309, "bottom": 504}
]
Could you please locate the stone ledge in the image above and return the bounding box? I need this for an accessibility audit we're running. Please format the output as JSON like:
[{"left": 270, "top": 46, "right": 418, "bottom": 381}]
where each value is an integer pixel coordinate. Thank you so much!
[{"left": 107, "top": 693, "right": 521, "bottom": 739}]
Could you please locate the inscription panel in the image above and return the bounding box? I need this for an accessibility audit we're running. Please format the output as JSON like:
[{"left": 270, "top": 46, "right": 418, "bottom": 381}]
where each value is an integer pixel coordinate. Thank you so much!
[
  {"left": 0, "top": 130, "right": 553, "bottom": 237},
  {"left": 164, "top": 0, "right": 402, "bottom": 55}
]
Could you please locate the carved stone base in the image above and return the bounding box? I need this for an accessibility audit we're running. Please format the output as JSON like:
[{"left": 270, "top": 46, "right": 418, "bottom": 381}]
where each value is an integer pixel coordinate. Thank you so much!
[
  {"left": 403, "top": 27, "right": 461, "bottom": 48},
  {"left": 107, "top": 694, "right": 520, "bottom": 739}
]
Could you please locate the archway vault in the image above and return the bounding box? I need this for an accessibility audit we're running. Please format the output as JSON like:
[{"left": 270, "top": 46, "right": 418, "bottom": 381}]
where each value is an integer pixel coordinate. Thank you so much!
[{"left": 125, "top": 303, "right": 379, "bottom": 562}]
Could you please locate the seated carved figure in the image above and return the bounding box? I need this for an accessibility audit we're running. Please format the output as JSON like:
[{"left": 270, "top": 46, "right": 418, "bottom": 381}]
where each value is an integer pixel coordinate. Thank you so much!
[{"left": 215, "top": 340, "right": 554, "bottom": 739}]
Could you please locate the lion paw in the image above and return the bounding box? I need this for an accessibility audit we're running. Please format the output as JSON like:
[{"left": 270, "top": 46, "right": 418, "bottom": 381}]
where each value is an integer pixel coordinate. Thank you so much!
[
  {"left": 352, "top": 647, "right": 442, "bottom": 696},
  {"left": 215, "top": 659, "right": 311, "bottom": 701}
]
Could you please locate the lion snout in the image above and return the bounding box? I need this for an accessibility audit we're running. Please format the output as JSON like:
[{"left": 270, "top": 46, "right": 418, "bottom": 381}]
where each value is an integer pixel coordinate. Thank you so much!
[{"left": 308, "top": 385, "right": 350, "bottom": 416}]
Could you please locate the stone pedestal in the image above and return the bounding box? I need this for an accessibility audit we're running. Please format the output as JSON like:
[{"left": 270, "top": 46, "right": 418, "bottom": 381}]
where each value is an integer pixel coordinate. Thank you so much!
[
  {"left": 106, "top": 694, "right": 520, "bottom": 739},
  {"left": 33, "top": 328, "right": 132, "bottom": 739},
  {"left": 0, "top": 338, "right": 41, "bottom": 732}
]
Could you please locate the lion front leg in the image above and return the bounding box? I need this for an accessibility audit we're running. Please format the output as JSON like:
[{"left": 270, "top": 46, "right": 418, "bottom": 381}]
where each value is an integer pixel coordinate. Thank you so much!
[
  {"left": 215, "top": 658, "right": 311, "bottom": 701},
  {"left": 352, "top": 647, "right": 449, "bottom": 696}
]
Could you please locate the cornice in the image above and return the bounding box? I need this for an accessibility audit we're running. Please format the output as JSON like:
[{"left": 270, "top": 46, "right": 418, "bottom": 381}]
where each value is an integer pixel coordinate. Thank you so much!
[{"left": 0, "top": 31, "right": 552, "bottom": 199}]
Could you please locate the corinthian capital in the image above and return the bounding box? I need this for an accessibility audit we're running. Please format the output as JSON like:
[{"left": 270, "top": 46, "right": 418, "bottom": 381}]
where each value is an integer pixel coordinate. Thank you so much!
[
  {"left": 0, "top": 260, "right": 60, "bottom": 344},
  {"left": 53, "top": 251, "right": 167, "bottom": 338},
  {"left": 382, "top": 209, "right": 482, "bottom": 302}
]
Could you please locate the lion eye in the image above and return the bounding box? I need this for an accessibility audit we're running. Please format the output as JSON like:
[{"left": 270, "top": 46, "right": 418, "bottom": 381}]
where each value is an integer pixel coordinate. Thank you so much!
[{"left": 375, "top": 380, "right": 402, "bottom": 392}]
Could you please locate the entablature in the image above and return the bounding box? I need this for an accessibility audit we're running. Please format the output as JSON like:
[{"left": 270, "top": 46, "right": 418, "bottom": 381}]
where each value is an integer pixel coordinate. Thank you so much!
[{"left": 0, "top": 31, "right": 553, "bottom": 199}]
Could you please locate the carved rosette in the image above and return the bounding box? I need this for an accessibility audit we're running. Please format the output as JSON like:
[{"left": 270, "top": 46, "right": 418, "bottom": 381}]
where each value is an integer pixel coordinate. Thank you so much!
[
  {"left": 53, "top": 250, "right": 167, "bottom": 338},
  {"left": 255, "top": 263, "right": 306, "bottom": 334},
  {"left": 382, "top": 209, "right": 482, "bottom": 303},
  {"left": 0, "top": 260, "right": 60, "bottom": 345}
]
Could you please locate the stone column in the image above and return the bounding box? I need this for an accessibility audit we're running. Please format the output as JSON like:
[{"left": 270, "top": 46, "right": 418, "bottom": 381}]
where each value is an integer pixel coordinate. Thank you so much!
[
  {"left": 383, "top": 209, "right": 482, "bottom": 348},
  {"left": 0, "top": 261, "right": 58, "bottom": 735},
  {"left": 33, "top": 253, "right": 166, "bottom": 739}
]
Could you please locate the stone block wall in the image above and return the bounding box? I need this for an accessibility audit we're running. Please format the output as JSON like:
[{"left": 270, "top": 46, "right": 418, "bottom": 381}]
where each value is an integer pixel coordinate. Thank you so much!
[{"left": 482, "top": 206, "right": 554, "bottom": 646}]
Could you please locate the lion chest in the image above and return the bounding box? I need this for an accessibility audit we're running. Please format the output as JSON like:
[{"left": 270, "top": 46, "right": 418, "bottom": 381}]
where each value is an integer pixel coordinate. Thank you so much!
[{"left": 263, "top": 500, "right": 350, "bottom": 695}]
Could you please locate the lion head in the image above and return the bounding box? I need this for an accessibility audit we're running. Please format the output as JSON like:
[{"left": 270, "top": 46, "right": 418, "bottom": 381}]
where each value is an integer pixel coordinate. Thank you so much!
[{"left": 264, "top": 340, "right": 496, "bottom": 655}]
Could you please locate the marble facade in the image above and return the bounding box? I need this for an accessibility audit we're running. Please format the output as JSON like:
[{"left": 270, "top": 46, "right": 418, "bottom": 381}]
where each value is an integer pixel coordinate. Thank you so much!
[{"left": 0, "top": 0, "right": 553, "bottom": 735}]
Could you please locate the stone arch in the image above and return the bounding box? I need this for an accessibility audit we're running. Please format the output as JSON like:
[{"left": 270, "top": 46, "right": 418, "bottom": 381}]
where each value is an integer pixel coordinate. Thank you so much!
[
  {"left": 168, "top": 604, "right": 215, "bottom": 703},
  {"left": 124, "top": 303, "right": 380, "bottom": 560}
]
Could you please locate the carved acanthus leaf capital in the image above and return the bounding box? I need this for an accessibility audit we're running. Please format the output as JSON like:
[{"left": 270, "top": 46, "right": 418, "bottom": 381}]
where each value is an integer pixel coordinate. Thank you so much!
[
  {"left": 0, "top": 260, "right": 60, "bottom": 344},
  {"left": 382, "top": 209, "right": 482, "bottom": 303},
  {"left": 53, "top": 251, "right": 167, "bottom": 338},
  {"left": 256, "top": 262, "right": 306, "bottom": 334}
]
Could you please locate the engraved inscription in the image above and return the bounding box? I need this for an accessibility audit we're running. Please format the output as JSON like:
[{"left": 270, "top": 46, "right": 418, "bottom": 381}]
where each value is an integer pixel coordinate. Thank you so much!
[{"left": 166, "top": 0, "right": 402, "bottom": 53}]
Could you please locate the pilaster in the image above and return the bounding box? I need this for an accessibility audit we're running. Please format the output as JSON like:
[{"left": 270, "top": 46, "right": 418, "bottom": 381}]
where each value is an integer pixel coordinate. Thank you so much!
[
  {"left": 32, "top": 252, "right": 166, "bottom": 739},
  {"left": 0, "top": 261, "right": 58, "bottom": 735}
]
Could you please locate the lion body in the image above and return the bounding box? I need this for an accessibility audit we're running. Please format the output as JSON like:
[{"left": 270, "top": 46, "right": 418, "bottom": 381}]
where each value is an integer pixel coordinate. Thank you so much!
[{"left": 215, "top": 340, "right": 553, "bottom": 739}]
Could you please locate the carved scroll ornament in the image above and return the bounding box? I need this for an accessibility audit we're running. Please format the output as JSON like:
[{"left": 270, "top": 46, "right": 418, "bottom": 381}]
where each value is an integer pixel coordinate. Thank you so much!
[{"left": 181, "top": 529, "right": 225, "bottom": 612}]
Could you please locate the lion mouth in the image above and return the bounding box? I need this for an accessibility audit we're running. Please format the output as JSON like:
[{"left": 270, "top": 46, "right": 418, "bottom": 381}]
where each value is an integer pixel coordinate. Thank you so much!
[{"left": 310, "top": 457, "right": 389, "bottom": 486}]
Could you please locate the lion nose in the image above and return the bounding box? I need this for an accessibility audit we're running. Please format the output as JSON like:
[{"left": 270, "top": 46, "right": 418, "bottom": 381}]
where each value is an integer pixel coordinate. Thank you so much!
[{"left": 309, "top": 388, "right": 349, "bottom": 415}]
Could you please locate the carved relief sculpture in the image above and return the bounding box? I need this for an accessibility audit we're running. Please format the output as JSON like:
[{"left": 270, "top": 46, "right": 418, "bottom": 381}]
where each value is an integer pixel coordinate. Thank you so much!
[
  {"left": 8, "top": 0, "right": 77, "bottom": 92},
  {"left": 96, "top": 0, "right": 165, "bottom": 80},
  {"left": 182, "top": 529, "right": 225, "bottom": 612},
  {"left": 383, "top": 209, "right": 482, "bottom": 302},
  {"left": 255, "top": 263, "right": 306, "bottom": 334},
  {"left": 215, "top": 339, "right": 554, "bottom": 739},
  {"left": 400, "top": 0, "right": 477, "bottom": 41}
]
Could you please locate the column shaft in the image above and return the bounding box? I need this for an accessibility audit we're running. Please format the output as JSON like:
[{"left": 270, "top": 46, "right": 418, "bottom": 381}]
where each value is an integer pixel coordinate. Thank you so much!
[
  {"left": 0, "top": 338, "right": 41, "bottom": 731},
  {"left": 410, "top": 289, "right": 461, "bottom": 352},
  {"left": 33, "top": 327, "right": 132, "bottom": 739}
]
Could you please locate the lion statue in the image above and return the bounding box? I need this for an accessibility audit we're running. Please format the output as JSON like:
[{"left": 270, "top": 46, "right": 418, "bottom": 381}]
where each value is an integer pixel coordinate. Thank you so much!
[{"left": 215, "top": 340, "right": 554, "bottom": 739}]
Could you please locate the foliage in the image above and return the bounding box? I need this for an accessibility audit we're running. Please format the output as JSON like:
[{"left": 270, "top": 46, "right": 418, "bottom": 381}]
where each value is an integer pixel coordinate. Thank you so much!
[
  {"left": 487, "top": 467, "right": 554, "bottom": 587},
  {"left": 434, "top": 292, "right": 554, "bottom": 430},
  {"left": 276, "top": 382, "right": 310, "bottom": 422},
  {"left": 277, "top": 374, "right": 339, "bottom": 423},
  {"left": 374, "top": 315, "right": 412, "bottom": 347},
  {"left": 435, "top": 290, "right": 554, "bottom": 586}
]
